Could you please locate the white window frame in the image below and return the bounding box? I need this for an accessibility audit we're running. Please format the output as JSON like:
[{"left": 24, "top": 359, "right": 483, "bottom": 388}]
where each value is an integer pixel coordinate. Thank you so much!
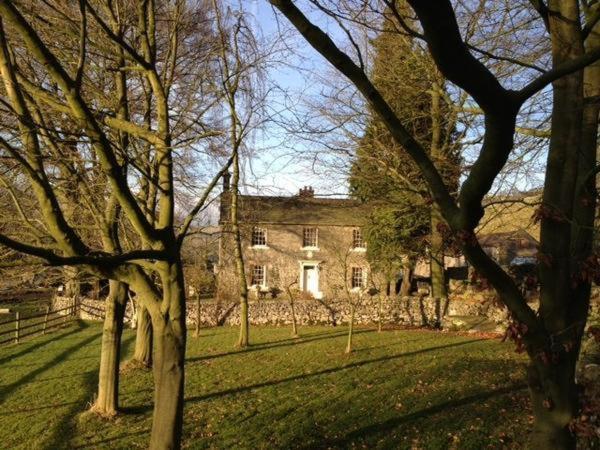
[
  {"left": 351, "top": 266, "right": 366, "bottom": 290},
  {"left": 302, "top": 227, "right": 319, "bottom": 250},
  {"left": 251, "top": 227, "right": 268, "bottom": 248},
  {"left": 251, "top": 265, "right": 267, "bottom": 288},
  {"left": 351, "top": 228, "right": 366, "bottom": 251}
]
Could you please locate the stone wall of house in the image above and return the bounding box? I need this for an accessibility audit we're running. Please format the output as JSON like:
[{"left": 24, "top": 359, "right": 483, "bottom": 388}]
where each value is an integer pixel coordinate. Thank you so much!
[{"left": 217, "top": 223, "right": 370, "bottom": 302}]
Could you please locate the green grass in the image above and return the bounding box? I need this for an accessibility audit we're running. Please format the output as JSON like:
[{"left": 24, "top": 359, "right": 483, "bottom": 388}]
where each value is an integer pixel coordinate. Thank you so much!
[{"left": 0, "top": 322, "right": 532, "bottom": 449}]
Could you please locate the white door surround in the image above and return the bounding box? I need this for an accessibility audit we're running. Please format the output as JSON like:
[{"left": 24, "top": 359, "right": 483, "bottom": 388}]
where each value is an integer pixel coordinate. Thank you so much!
[{"left": 299, "top": 260, "right": 322, "bottom": 299}]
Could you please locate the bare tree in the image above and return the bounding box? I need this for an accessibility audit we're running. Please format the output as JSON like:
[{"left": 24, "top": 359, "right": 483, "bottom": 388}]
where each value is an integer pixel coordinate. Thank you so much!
[
  {"left": 0, "top": 0, "right": 234, "bottom": 447},
  {"left": 271, "top": 264, "right": 301, "bottom": 337},
  {"left": 327, "top": 240, "right": 369, "bottom": 353},
  {"left": 213, "top": 2, "right": 272, "bottom": 348}
]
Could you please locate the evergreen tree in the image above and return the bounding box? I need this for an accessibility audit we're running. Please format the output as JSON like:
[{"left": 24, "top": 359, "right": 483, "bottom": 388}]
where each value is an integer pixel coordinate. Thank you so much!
[{"left": 350, "top": 11, "right": 460, "bottom": 301}]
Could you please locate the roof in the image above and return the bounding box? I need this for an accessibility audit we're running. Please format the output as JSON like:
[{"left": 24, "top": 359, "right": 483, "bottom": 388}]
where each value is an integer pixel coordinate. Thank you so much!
[
  {"left": 226, "top": 194, "right": 371, "bottom": 226},
  {"left": 221, "top": 188, "right": 543, "bottom": 232},
  {"left": 477, "top": 193, "right": 541, "bottom": 240},
  {"left": 478, "top": 229, "right": 538, "bottom": 248}
]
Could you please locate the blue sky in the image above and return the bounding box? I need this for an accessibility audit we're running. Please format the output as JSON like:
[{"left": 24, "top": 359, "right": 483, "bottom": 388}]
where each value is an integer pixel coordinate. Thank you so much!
[
  {"left": 240, "top": 1, "right": 355, "bottom": 198},
  {"left": 238, "top": 1, "right": 549, "bottom": 199}
]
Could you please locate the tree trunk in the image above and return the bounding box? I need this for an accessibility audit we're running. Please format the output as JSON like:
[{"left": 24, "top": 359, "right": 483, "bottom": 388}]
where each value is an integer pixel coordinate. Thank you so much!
[
  {"left": 288, "top": 291, "right": 299, "bottom": 337},
  {"left": 93, "top": 280, "right": 128, "bottom": 416},
  {"left": 527, "top": 355, "right": 579, "bottom": 449},
  {"left": 195, "top": 294, "right": 201, "bottom": 338},
  {"left": 527, "top": 3, "right": 592, "bottom": 447},
  {"left": 399, "top": 263, "right": 412, "bottom": 297},
  {"left": 377, "top": 294, "right": 382, "bottom": 332},
  {"left": 149, "top": 264, "right": 186, "bottom": 450},
  {"left": 237, "top": 293, "right": 249, "bottom": 347},
  {"left": 345, "top": 303, "right": 355, "bottom": 354},
  {"left": 230, "top": 151, "right": 249, "bottom": 348},
  {"left": 133, "top": 302, "right": 153, "bottom": 367},
  {"left": 64, "top": 266, "right": 81, "bottom": 298},
  {"left": 429, "top": 82, "right": 447, "bottom": 317},
  {"left": 430, "top": 204, "right": 447, "bottom": 301}
]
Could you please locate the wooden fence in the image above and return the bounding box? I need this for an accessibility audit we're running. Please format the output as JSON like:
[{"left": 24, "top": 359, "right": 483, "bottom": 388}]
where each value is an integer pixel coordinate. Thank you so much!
[
  {"left": 78, "top": 301, "right": 106, "bottom": 321},
  {"left": 59, "top": 297, "right": 132, "bottom": 323},
  {"left": 0, "top": 300, "right": 78, "bottom": 346}
]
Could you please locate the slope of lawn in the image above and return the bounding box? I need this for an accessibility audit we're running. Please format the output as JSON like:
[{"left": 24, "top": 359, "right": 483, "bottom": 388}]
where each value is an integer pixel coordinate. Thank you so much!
[{"left": 0, "top": 321, "right": 531, "bottom": 449}]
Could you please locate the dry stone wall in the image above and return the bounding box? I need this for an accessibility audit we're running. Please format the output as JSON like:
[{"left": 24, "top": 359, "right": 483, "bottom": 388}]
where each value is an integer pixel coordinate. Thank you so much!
[
  {"left": 54, "top": 293, "right": 514, "bottom": 330},
  {"left": 52, "top": 296, "right": 134, "bottom": 323}
]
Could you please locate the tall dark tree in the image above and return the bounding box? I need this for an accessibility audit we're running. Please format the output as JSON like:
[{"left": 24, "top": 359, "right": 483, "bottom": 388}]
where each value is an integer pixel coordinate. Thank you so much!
[{"left": 350, "top": 17, "right": 460, "bottom": 303}]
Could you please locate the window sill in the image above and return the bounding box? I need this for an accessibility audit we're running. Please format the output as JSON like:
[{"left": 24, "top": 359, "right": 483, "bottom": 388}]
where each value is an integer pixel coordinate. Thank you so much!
[
  {"left": 250, "top": 245, "right": 269, "bottom": 250},
  {"left": 301, "top": 246, "right": 320, "bottom": 251},
  {"left": 351, "top": 247, "right": 366, "bottom": 252}
]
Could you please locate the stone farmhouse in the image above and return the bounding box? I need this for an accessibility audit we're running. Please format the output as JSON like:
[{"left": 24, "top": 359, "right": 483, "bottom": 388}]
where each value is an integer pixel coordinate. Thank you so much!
[
  {"left": 216, "top": 178, "right": 372, "bottom": 301},
  {"left": 215, "top": 176, "right": 542, "bottom": 301}
]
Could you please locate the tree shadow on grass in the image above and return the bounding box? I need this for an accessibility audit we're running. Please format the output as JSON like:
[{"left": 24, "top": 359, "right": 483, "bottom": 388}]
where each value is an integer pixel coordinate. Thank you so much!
[
  {"left": 326, "top": 383, "right": 528, "bottom": 447},
  {"left": 19, "top": 370, "right": 97, "bottom": 385},
  {"left": 7, "top": 329, "right": 136, "bottom": 389},
  {"left": 350, "top": 336, "right": 439, "bottom": 354},
  {"left": 40, "top": 332, "right": 136, "bottom": 450},
  {"left": 186, "top": 328, "right": 377, "bottom": 364},
  {"left": 40, "top": 369, "right": 98, "bottom": 450},
  {"left": 0, "top": 323, "right": 87, "bottom": 366},
  {"left": 124, "top": 338, "right": 484, "bottom": 415},
  {"left": 69, "top": 429, "right": 149, "bottom": 449},
  {"left": 0, "top": 400, "right": 82, "bottom": 416},
  {"left": 0, "top": 325, "right": 101, "bottom": 404},
  {"left": 266, "top": 327, "right": 348, "bottom": 342}
]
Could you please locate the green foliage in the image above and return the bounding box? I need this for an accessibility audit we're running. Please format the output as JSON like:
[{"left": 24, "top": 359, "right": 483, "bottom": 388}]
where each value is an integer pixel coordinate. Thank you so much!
[
  {"left": 364, "top": 205, "right": 428, "bottom": 277},
  {"left": 0, "top": 322, "right": 532, "bottom": 449},
  {"left": 349, "top": 28, "right": 433, "bottom": 203},
  {"left": 350, "top": 13, "right": 461, "bottom": 269}
]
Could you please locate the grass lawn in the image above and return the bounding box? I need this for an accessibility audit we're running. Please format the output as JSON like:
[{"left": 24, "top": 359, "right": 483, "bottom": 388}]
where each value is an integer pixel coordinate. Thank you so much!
[{"left": 0, "top": 321, "right": 532, "bottom": 449}]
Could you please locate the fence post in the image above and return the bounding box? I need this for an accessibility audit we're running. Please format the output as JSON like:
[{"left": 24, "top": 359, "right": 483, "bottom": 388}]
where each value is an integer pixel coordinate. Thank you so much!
[
  {"left": 15, "top": 312, "right": 20, "bottom": 344},
  {"left": 43, "top": 306, "right": 50, "bottom": 335},
  {"left": 195, "top": 295, "right": 201, "bottom": 337}
]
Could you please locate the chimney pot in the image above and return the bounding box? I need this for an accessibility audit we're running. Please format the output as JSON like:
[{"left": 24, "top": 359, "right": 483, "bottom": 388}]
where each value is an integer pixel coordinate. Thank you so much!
[{"left": 299, "top": 186, "right": 315, "bottom": 198}]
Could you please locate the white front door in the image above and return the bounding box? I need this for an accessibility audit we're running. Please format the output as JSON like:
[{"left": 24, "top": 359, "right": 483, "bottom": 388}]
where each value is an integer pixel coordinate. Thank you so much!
[{"left": 303, "top": 265, "right": 319, "bottom": 296}]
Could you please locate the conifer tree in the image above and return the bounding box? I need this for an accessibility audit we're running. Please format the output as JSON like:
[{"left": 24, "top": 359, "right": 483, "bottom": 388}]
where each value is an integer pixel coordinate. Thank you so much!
[{"left": 350, "top": 13, "right": 460, "bottom": 304}]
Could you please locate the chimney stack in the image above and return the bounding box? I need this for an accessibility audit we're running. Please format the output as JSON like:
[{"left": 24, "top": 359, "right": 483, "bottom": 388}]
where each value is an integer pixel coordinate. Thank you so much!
[
  {"left": 298, "top": 186, "right": 314, "bottom": 198},
  {"left": 219, "top": 171, "right": 232, "bottom": 224},
  {"left": 222, "top": 171, "right": 231, "bottom": 191}
]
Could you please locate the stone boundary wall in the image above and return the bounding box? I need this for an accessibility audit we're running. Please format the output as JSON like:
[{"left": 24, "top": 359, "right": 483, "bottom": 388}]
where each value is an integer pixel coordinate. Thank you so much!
[
  {"left": 53, "top": 290, "right": 600, "bottom": 337},
  {"left": 188, "top": 295, "right": 513, "bottom": 329},
  {"left": 53, "top": 293, "right": 513, "bottom": 329},
  {"left": 52, "top": 296, "right": 134, "bottom": 323}
]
